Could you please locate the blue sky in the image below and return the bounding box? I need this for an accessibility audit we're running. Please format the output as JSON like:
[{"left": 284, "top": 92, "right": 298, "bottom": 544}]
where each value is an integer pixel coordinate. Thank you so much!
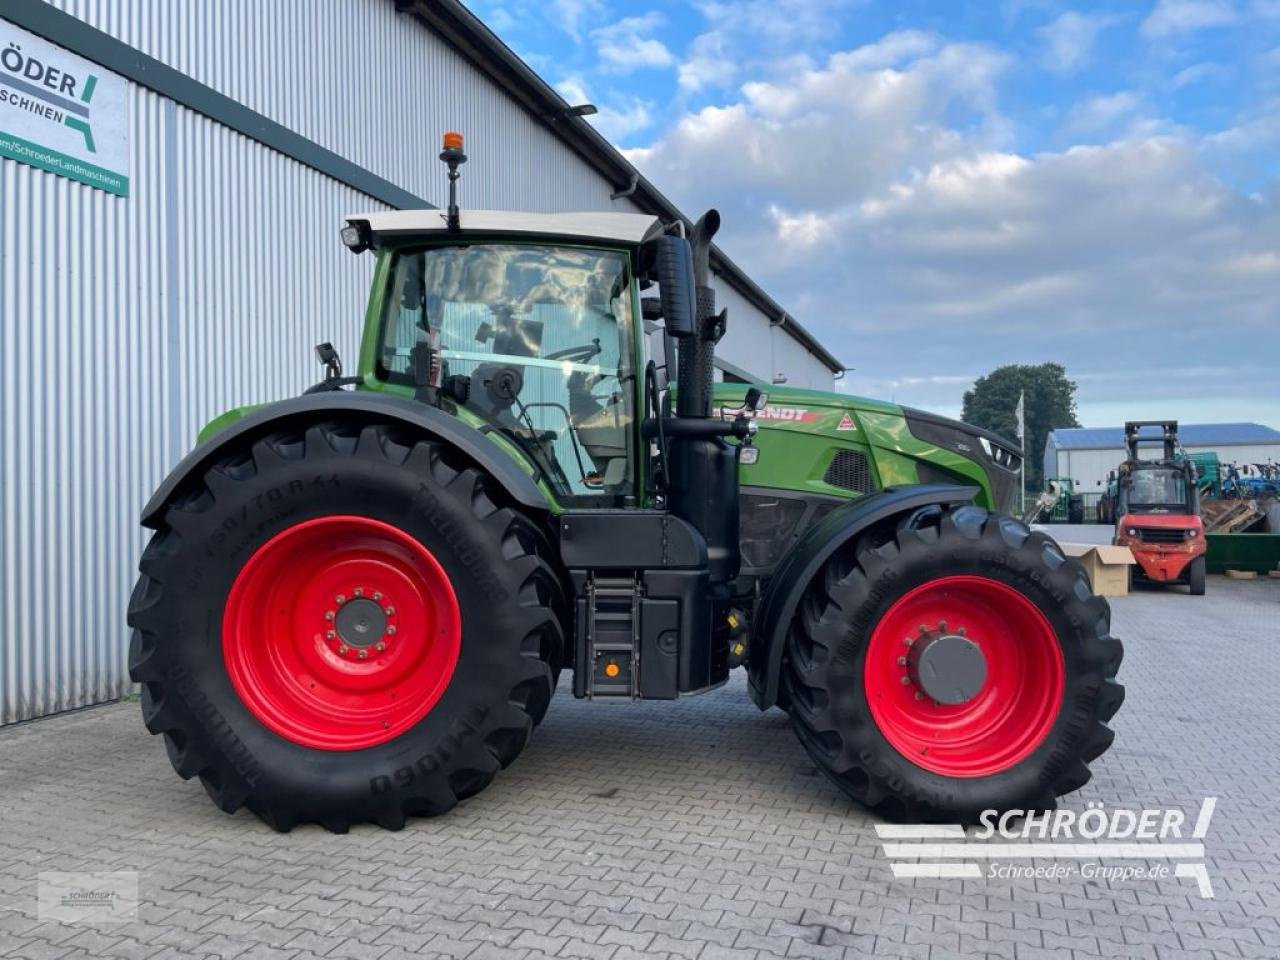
[{"left": 465, "top": 0, "right": 1280, "bottom": 426}]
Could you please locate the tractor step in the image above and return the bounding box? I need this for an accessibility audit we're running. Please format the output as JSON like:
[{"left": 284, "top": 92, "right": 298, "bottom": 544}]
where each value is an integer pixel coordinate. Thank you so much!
[{"left": 585, "top": 575, "right": 641, "bottom": 699}]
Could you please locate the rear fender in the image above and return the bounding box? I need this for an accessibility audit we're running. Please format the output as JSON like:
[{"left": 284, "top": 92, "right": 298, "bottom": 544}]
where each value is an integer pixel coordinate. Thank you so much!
[
  {"left": 747, "top": 484, "right": 979, "bottom": 709},
  {"left": 141, "top": 392, "right": 551, "bottom": 527}
]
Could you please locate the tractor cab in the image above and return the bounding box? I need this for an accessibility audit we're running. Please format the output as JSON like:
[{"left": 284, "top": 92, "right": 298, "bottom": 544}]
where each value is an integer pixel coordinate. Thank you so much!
[
  {"left": 367, "top": 230, "right": 645, "bottom": 505},
  {"left": 1112, "top": 420, "right": 1206, "bottom": 593}
]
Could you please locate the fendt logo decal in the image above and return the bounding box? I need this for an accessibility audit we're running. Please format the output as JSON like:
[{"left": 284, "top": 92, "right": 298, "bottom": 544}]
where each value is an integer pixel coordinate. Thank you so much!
[
  {"left": 757, "top": 406, "right": 823, "bottom": 423},
  {"left": 1, "top": 42, "right": 98, "bottom": 152}
]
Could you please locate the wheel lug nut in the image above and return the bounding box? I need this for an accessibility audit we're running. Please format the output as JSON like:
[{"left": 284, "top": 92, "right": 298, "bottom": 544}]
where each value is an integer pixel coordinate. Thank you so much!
[
  {"left": 915, "top": 692, "right": 924, "bottom": 701},
  {"left": 938, "top": 620, "right": 947, "bottom": 632},
  {"left": 897, "top": 656, "right": 907, "bottom": 666},
  {"left": 386, "top": 626, "right": 396, "bottom": 636},
  {"left": 326, "top": 631, "right": 336, "bottom": 640},
  {"left": 375, "top": 642, "right": 386, "bottom": 652},
  {"left": 918, "top": 624, "right": 928, "bottom": 635},
  {"left": 373, "top": 592, "right": 383, "bottom": 601},
  {"left": 900, "top": 676, "right": 911, "bottom": 685},
  {"left": 338, "top": 644, "right": 348, "bottom": 654},
  {"left": 336, "top": 594, "right": 346, "bottom": 604},
  {"left": 354, "top": 587, "right": 363, "bottom": 597},
  {"left": 325, "top": 611, "right": 335, "bottom": 621},
  {"left": 385, "top": 606, "right": 395, "bottom": 616},
  {"left": 957, "top": 627, "right": 967, "bottom": 636},
  {"left": 357, "top": 649, "right": 368, "bottom": 660}
]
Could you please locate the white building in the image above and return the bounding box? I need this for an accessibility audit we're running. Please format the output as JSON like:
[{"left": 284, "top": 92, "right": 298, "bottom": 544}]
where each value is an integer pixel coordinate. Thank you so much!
[
  {"left": 0, "top": 0, "right": 842, "bottom": 724},
  {"left": 1043, "top": 423, "right": 1280, "bottom": 495}
]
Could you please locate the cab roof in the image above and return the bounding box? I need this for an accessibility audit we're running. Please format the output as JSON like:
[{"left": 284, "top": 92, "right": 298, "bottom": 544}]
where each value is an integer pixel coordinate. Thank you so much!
[{"left": 346, "top": 209, "right": 662, "bottom": 246}]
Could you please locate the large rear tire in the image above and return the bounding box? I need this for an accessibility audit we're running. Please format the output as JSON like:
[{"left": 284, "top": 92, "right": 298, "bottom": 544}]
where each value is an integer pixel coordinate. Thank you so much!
[
  {"left": 128, "top": 420, "right": 566, "bottom": 831},
  {"left": 783, "top": 505, "right": 1123, "bottom": 822}
]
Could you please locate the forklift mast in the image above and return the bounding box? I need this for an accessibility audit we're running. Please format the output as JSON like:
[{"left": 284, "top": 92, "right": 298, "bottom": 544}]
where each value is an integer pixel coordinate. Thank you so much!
[{"left": 1124, "top": 420, "right": 1179, "bottom": 462}]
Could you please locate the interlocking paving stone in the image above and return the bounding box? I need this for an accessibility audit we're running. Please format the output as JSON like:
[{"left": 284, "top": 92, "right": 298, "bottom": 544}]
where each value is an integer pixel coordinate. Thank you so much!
[{"left": 1, "top": 577, "right": 1277, "bottom": 959}]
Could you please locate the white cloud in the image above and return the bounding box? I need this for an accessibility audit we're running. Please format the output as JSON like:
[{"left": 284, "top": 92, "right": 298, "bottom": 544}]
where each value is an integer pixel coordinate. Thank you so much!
[
  {"left": 1171, "top": 61, "right": 1226, "bottom": 87},
  {"left": 678, "top": 31, "right": 737, "bottom": 92},
  {"left": 591, "top": 13, "right": 676, "bottom": 74},
  {"left": 1141, "top": 0, "right": 1238, "bottom": 38},
  {"left": 1037, "top": 11, "right": 1119, "bottom": 73},
  {"left": 1060, "top": 91, "right": 1146, "bottom": 138},
  {"left": 627, "top": 36, "right": 1280, "bottom": 419},
  {"left": 549, "top": 0, "right": 607, "bottom": 42}
]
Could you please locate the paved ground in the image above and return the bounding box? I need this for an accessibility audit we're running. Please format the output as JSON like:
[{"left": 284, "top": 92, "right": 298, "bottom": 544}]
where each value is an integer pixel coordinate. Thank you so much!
[{"left": 2, "top": 577, "right": 1279, "bottom": 960}]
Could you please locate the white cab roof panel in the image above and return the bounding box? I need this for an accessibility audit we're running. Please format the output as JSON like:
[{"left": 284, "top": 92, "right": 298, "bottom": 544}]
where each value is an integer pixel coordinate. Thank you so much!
[{"left": 347, "top": 209, "right": 662, "bottom": 245}]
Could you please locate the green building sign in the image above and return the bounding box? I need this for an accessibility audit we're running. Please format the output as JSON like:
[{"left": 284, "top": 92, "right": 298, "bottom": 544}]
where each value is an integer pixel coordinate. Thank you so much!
[{"left": 1, "top": 20, "right": 129, "bottom": 196}]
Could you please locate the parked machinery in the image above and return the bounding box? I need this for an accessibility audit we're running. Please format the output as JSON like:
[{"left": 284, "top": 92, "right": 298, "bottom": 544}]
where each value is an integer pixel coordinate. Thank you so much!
[
  {"left": 127, "top": 134, "right": 1123, "bottom": 831},
  {"left": 1111, "top": 421, "right": 1206, "bottom": 595}
]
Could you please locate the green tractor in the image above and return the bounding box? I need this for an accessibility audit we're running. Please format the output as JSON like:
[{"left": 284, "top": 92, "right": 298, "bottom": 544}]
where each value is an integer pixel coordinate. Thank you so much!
[
  {"left": 1029, "top": 477, "right": 1085, "bottom": 525},
  {"left": 129, "top": 135, "right": 1123, "bottom": 831}
]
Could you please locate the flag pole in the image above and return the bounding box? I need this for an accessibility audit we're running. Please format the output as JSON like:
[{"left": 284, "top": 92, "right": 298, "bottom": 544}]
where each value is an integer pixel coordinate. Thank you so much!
[{"left": 1016, "top": 391, "right": 1026, "bottom": 514}]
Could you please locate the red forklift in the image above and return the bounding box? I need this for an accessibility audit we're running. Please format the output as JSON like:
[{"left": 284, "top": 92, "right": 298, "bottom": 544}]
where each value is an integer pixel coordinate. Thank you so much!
[{"left": 1111, "top": 421, "right": 1206, "bottom": 595}]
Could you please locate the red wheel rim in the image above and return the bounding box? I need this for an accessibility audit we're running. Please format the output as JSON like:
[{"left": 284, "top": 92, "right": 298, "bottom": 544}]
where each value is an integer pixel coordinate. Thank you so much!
[
  {"left": 863, "top": 575, "right": 1064, "bottom": 777},
  {"left": 223, "top": 516, "right": 462, "bottom": 750}
]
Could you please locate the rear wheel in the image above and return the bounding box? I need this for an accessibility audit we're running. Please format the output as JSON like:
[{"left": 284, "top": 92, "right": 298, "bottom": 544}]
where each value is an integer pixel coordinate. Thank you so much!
[
  {"left": 783, "top": 505, "right": 1123, "bottom": 821},
  {"left": 1188, "top": 555, "right": 1206, "bottom": 596},
  {"left": 128, "top": 420, "right": 566, "bottom": 831}
]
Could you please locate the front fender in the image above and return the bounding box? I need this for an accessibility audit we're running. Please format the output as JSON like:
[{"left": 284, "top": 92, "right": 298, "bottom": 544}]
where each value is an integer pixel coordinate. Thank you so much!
[
  {"left": 747, "top": 484, "right": 979, "bottom": 709},
  {"left": 141, "top": 392, "right": 552, "bottom": 527}
]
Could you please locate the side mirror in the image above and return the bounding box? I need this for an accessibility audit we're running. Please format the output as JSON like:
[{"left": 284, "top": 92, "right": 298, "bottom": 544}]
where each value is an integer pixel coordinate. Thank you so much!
[
  {"left": 647, "top": 235, "right": 695, "bottom": 338},
  {"left": 314, "top": 342, "right": 342, "bottom": 380}
]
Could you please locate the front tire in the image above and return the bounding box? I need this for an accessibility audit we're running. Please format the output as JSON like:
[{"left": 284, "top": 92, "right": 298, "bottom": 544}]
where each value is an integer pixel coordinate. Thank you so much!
[
  {"left": 128, "top": 420, "right": 565, "bottom": 831},
  {"left": 783, "top": 505, "right": 1123, "bottom": 822},
  {"left": 1188, "top": 555, "right": 1206, "bottom": 595}
]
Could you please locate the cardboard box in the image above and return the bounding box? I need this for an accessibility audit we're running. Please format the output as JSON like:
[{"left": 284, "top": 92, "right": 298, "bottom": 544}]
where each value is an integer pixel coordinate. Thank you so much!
[{"left": 1058, "top": 543, "right": 1135, "bottom": 597}]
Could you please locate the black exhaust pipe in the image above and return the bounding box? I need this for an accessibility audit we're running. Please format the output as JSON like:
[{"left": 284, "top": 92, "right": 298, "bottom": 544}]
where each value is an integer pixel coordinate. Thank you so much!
[{"left": 676, "top": 210, "right": 721, "bottom": 419}]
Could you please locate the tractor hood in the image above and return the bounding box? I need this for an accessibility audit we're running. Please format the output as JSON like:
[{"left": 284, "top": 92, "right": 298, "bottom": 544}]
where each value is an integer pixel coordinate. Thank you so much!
[{"left": 712, "top": 383, "right": 1023, "bottom": 515}]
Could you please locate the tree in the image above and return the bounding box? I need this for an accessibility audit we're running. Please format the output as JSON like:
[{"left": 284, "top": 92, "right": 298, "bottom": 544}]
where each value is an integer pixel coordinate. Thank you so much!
[{"left": 961, "top": 363, "right": 1080, "bottom": 491}]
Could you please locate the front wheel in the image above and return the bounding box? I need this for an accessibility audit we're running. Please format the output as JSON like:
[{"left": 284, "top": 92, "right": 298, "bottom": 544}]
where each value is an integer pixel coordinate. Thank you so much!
[
  {"left": 783, "top": 505, "right": 1123, "bottom": 822},
  {"left": 1188, "top": 555, "right": 1206, "bottom": 595},
  {"left": 128, "top": 420, "right": 566, "bottom": 831}
]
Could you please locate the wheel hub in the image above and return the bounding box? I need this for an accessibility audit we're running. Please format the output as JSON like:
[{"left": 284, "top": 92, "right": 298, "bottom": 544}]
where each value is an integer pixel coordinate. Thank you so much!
[
  {"left": 334, "top": 597, "right": 389, "bottom": 649},
  {"left": 223, "top": 515, "right": 462, "bottom": 751},
  {"left": 865, "top": 575, "right": 1065, "bottom": 778},
  {"left": 907, "top": 627, "right": 987, "bottom": 705}
]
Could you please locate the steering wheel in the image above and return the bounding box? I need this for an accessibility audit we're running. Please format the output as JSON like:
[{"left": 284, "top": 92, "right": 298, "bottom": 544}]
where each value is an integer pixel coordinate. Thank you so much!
[{"left": 545, "top": 339, "right": 602, "bottom": 364}]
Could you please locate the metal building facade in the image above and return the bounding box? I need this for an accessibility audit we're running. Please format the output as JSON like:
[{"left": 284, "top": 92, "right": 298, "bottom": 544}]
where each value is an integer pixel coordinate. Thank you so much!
[
  {"left": 0, "top": 0, "right": 840, "bottom": 724},
  {"left": 1043, "top": 423, "right": 1280, "bottom": 494}
]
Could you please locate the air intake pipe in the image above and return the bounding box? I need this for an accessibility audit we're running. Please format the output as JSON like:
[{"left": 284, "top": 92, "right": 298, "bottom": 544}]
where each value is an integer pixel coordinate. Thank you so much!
[{"left": 676, "top": 210, "right": 721, "bottom": 418}]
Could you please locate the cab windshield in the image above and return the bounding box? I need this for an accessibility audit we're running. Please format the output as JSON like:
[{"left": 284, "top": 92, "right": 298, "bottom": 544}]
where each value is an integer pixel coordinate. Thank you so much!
[
  {"left": 379, "top": 243, "right": 636, "bottom": 505},
  {"left": 1124, "top": 467, "right": 1189, "bottom": 513}
]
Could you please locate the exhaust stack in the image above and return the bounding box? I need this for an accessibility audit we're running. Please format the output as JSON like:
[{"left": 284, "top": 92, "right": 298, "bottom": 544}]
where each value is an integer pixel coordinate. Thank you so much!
[{"left": 676, "top": 210, "right": 722, "bottom": 419}]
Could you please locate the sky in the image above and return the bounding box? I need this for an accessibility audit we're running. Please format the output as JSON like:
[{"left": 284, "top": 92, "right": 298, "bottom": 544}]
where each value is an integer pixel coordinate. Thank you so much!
[{"left": 463, "top": 0, "right": 1280, "bottom": 426}]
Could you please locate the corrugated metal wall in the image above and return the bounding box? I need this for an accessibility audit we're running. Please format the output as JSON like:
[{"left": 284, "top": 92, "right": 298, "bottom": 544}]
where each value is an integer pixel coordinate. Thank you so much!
[
  {"left": 47, "top": 0, "right": 622, "bottom": 214},
  {"left": 42, "top": 0, "right": 830, "bottom": 385},
  {"left": 0, "top": 80, "right": 381, "bottom": 723},
  {"left": 1, "top": 0, "right": 832, "bottom": 723}
]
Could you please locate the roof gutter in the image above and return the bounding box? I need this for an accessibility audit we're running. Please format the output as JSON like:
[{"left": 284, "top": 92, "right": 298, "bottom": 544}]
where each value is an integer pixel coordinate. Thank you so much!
[{"left": 400, "top": 0, "right": 845, "bottom": 376}]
